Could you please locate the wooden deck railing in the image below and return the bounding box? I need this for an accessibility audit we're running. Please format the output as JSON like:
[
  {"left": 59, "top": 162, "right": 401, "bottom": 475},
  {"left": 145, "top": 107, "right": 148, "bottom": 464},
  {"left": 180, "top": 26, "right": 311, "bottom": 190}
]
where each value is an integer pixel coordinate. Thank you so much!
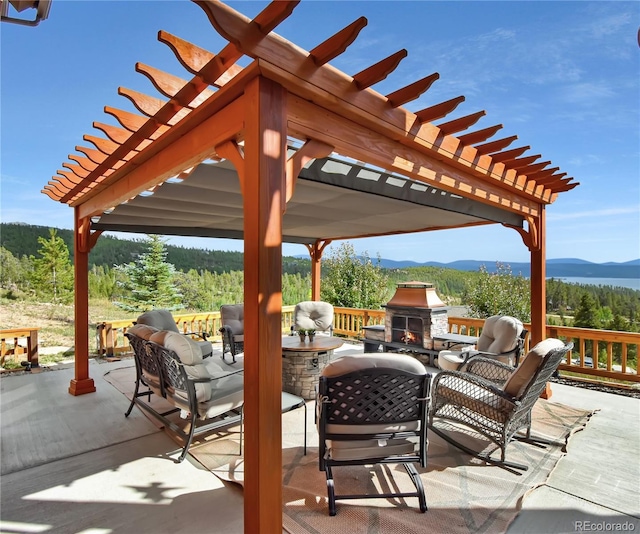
[
  {"left": 1, "top": 327, "right": 40, "bottom": 368},
  {"left": 96, "top": 307, "right": 298, "bottom": 356},
  {"left": 97, "top": 307, "right": 639, "bottom": 386}
]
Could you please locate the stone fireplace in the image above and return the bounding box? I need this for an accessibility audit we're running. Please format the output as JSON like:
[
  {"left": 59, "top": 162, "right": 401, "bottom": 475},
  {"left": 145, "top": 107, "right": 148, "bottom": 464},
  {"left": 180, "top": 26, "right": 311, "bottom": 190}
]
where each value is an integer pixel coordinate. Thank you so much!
[
  {"left": 362, "top": 282, "right": 450, "bottom": 364},
  {"left": 384, "top": 281, "right": 449, "bottom": 350}
]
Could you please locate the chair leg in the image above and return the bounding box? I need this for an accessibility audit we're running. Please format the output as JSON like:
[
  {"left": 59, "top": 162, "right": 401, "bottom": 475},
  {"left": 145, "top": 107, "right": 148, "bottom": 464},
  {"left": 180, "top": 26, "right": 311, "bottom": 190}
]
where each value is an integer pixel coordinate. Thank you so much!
[
  {"left": 325, "top": 465, "right": 337, "bottom": 516},
  {"left": 404, "top": 463, "right": 427, "bottom": 512},
  {"left": 177, "top": 411, "right": 198, "bottom": 463},
  {"left": 125, "top": 378, "right": 140, "bottom": 417}
]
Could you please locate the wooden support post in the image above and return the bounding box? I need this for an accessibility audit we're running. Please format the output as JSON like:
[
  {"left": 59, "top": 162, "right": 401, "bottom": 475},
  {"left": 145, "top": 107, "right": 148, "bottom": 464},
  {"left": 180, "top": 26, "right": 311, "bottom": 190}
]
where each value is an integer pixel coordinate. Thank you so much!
[
  {"left": 306, "top": 239, "right": 331, "bottom": 301},
  {"left": 530, "top": 207, "right": 551, "bottom": 397},
  {"left": 530, "top": 207, "right": 546, "bottom": 346},
  {"left": 69, "top": 210, "right": 96, "bottom": 395},
  {"left": 242, "top": 76, "right": 287, "bottom": 534}
]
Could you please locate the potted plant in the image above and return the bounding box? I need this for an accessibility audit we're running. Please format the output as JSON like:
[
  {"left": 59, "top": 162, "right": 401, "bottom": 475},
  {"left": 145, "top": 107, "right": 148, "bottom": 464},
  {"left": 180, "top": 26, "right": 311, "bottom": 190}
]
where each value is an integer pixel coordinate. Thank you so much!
[
  {"left": 307, "top": 329, "right": 316, "bottom": 342},
  {"left": 297, "top": 329, "right": 307, "bottom": 342}
]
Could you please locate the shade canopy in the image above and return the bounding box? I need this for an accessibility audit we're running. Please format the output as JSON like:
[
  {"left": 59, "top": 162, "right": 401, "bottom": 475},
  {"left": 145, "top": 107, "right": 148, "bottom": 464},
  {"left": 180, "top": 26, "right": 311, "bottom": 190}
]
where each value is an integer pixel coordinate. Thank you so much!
[{"left": 91, "top": 150, "right": 523, "bottom": 243}]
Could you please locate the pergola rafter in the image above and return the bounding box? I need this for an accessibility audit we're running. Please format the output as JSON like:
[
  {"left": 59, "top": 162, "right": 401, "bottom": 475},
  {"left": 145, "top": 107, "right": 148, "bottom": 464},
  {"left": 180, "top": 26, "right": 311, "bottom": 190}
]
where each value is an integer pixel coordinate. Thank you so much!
[{"left": 42, "top": 2, "right": 580, "bottom": 531}]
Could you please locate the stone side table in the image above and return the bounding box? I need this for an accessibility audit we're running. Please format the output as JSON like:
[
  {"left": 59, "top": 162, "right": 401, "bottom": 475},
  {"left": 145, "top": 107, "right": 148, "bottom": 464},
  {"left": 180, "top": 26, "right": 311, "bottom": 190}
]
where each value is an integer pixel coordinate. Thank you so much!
[{"left": 281, "top": 336, "right": 343, "bottom": 400}]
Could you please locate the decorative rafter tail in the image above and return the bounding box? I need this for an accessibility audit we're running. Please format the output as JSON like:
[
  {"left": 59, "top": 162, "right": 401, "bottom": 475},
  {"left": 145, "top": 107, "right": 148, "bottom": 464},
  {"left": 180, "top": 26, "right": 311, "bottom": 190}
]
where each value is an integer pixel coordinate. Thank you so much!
[
  {"left": 437, "top": 111, "right": 486, "bottom": 135},
  {"left": 92, "top": 122, "right": 132, "bottom": 145},
  {"left": 509, "top": 157, "right": 545, "bottom": 172},
  {"left": 62, "top": 163, "right": 90, "bottom": 179},
  {"left": 75, "top": 145, "right": 108, "bottom": 165},
  {"left": 529, "top": 168, "right": 561, "bottom": 181},
  {"left": 457, "top": 124, "right": 503, "bottom": 145},
  {"left": 472, "top": 135, "right": 517, "bottom": 155},
  {"left": 193, "top": 0, "right": 299, "bottom": 50},
  {"left": 53, "top": 175, "right": 82, "bottom": 186},
  {"left": 415, "top": 96, "right": 465, "bottom": 123},
  {"left": 136, "top": 63, "right": 214, "bottom": 107},
  {"left": 352, "top": 49, "right": 407, "bottom": 90},
  {"left": 68, "top": 155, "right": 98, "bottom": 172},
  {"left": 310, "top": 17, "right": 367, "bottom": 66},
  {"left": 159, "top": 30, "right": 215, "bottom": 74},
  {"left": 386, "top": 72, "right": 440, "bottom": 108},
  {"left": 83, "top": 134, "right": 122, "bottom": 156},
  {"left": 42, "top": 188, "right": 63, "bottom": 201},
  {"left": 490, "top": 146, "right": 530, "bottom": 163}
]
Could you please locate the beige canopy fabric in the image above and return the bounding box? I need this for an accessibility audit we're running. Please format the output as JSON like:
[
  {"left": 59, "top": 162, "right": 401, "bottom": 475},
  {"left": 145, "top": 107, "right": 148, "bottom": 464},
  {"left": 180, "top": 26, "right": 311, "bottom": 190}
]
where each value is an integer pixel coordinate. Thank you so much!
[{"left": 91, "top": 151, "right": 523, "bottom": 243}]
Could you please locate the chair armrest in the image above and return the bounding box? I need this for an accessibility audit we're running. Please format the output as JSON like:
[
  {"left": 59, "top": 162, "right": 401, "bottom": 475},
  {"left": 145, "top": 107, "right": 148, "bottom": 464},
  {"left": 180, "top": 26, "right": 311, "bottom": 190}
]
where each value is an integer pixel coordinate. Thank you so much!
[
  {"left": 183, "top": 331, "right": 208, "bottom": 341},
  {"left": 189, "top": 368, "right": 245, "bottom": 384},
  {"left": 219, "top": 325, "right": 233, "bottom": 336}
]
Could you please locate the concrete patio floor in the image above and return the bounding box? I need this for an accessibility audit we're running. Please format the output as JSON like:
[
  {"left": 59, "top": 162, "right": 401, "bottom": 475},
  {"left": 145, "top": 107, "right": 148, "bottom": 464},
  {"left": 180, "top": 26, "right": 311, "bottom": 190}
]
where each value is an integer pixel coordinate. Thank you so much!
[{"left": 1, "top": 342, "right": 638, "bottom": 534}]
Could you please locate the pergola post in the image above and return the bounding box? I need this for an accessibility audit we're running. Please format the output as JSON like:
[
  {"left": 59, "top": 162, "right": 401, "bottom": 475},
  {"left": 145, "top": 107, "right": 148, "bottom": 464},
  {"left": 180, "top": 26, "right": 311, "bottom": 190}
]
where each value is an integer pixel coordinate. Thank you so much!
[
  {"left": 530, "top": 207, "right": 547, "bottom": 346},
  {"left": 242, "top": 76, "right": 287, "bottom": 533},
  {"left": 306, "top": 239, "right": 331, "bottom": 301},
  {"left": 69, "top": 209, "right": 96, "bottom": 396}
]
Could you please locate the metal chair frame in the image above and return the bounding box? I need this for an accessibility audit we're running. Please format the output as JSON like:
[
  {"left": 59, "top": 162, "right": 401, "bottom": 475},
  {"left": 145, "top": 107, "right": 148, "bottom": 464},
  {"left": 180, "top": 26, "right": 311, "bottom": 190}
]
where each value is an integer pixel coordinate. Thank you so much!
[{"left": 318, "top": 366, "right": 431, "bottom": 516}]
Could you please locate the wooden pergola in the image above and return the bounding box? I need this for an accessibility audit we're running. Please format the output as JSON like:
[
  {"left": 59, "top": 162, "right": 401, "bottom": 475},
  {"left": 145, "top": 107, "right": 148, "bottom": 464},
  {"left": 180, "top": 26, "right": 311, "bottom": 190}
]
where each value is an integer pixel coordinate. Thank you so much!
[{"left": 42, "top": 1, "right": 578, "bottom": 531}]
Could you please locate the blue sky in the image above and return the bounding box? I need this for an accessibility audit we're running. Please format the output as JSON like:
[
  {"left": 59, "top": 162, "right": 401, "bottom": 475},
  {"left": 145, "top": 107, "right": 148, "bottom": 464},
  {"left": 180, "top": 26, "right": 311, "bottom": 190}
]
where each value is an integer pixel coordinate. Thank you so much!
[{"left": 2, "top": 1, "right": 639, "bottom": 264}]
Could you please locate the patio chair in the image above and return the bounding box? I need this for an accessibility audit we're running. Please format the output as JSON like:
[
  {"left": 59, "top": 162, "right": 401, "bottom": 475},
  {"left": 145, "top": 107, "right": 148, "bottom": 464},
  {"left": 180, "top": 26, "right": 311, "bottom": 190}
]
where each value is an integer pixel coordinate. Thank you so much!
[
  {"left": 136, "top": 309, "right": 213, "bottom": 359},
  {"left": 437, "top": 315, "right": 526, "bottom": 372},
  {"left": 125, "top": 328, "right": 308, "bottom": 462},
  {"left": 317, "top": 353, "right": 431, "bottom": 516},
  {"left": 134, "top": 329, "right": 245, "bottom": 462},
  {"left": 219, "top": 304, "right": 244, "bottom": 363},
  {"left": 429, "top": 338, "right": 573, "bottom": 472},
  {"left": 293, "top": 300, "right": 334, "bottom": 336}
]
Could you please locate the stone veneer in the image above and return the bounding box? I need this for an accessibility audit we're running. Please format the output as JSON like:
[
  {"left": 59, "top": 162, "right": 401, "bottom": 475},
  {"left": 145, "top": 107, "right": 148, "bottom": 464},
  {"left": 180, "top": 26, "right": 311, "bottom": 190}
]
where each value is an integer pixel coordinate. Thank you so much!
[{"left": 282, "top": 349, "right": 334, "bottom": 400}]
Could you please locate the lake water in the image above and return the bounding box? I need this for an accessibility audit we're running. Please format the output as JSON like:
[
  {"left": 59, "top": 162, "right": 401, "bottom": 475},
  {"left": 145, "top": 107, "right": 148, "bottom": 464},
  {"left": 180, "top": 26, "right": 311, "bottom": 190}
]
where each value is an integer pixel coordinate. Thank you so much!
[{"left": 550, "top": 277, "right": 640, "bottom": 291}]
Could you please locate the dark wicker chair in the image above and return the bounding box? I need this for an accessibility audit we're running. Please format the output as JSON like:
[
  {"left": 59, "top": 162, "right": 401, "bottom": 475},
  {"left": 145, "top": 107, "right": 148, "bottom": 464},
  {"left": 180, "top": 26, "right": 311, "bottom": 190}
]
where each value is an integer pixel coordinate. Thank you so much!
[
  {"left": 317, "top": 353, "right": 431, "bottom": 516},
  {"left": 429, "top": 338, "right": 574, "bottom": 472}
]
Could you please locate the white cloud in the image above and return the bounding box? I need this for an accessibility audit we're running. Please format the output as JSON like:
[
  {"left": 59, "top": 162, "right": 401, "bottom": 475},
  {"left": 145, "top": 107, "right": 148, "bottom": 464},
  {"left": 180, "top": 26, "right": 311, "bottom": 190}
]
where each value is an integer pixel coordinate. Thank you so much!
[{"left": 548, "top": 206, "right": 640, "bottom": 221}]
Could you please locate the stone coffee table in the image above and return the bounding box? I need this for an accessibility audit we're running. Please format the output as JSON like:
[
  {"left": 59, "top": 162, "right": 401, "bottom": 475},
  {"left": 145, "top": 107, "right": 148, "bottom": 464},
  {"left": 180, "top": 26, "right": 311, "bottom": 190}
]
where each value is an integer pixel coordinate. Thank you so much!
[{"left": 281, "top": 336, "right": 343, "bottom": 400}]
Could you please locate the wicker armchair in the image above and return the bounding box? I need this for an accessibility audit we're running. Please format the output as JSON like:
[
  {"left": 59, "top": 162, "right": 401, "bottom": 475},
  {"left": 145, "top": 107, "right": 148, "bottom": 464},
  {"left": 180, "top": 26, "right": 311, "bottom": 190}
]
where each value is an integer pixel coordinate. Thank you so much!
[
  {"left": 317, "top": 353, "right": 431, "bottom": 516},
  {"left": 429, "top": 338, "right": 573, "bottom": 472}
]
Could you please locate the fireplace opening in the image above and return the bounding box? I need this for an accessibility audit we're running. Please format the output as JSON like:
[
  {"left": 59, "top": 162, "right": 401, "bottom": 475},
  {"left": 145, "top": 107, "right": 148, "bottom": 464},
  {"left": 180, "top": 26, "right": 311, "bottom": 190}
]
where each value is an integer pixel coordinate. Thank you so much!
[{"left": 391, "top": 315, "right": 424, "bottom": 346}]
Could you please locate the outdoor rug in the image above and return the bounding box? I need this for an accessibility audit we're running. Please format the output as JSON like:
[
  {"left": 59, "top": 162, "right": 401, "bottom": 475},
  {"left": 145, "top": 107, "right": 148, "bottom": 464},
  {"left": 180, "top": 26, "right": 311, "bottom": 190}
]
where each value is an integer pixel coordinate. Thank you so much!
[
  {"left": 189, "top": 399, "right": 593, "bottom": 534},
  {"left": 104, "top": 365, "right": 594, "bottom": 534}
]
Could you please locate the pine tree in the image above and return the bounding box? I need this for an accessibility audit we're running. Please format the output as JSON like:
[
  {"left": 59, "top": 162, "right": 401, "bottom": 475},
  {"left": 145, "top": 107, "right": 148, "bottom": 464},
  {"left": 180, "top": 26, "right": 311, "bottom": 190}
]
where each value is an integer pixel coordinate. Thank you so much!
[
  {"left": 573, "top": 293, "right": 601, "bottom": 328},
  {"left": 114, "top": 235, "right": 182, "bottom": 312},
  {"left": 30, "top": 229, "right": 74, "bottom": 304}
]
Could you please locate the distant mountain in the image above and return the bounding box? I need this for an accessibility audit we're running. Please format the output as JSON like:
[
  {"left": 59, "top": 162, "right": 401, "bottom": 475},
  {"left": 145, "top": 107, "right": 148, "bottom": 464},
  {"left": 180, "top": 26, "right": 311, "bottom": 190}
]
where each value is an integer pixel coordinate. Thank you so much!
[{"left": 375, "top": 258, "right": 640, "bottom": 279}]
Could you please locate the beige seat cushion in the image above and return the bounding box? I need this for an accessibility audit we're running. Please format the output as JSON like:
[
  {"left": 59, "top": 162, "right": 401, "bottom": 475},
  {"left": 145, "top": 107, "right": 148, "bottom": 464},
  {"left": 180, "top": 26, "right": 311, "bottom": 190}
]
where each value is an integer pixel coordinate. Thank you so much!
[
  {"left": 220, "top": 304, "right": 244, "bottom": 335},
  {"left": 137, "top": 309, "right": 180, "bottom": 333},
  {"left": 150, "top": 330, "right": 222, "bottom": 402},
  {"left": 294, "top": 301, "right": 334, "bottom": 332},
  {"left": 127, "top": 323, "right": 159, "bottom": 340},
  {"left": 477, "top": 315, "right": 524, "bottom": 353},
  {"left": 503, "top": 338, "right": 564, "bottom": 398}
]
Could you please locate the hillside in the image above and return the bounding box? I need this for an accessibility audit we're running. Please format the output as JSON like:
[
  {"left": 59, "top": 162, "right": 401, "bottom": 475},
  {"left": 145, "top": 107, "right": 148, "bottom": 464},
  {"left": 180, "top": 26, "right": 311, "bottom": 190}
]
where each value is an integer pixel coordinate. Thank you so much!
[
  {"left": 2, "top": 222, "right": 638, "bottom": 279},
  {"left": 0, "top": 223, "right": 310, "bottom": 275}
]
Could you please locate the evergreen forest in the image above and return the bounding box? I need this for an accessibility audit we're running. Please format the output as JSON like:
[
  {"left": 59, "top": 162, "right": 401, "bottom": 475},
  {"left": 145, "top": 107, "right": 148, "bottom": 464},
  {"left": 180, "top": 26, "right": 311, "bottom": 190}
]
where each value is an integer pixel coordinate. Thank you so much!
[{"left": 1, "top": 223, "right": 638, "bottom": 333}]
